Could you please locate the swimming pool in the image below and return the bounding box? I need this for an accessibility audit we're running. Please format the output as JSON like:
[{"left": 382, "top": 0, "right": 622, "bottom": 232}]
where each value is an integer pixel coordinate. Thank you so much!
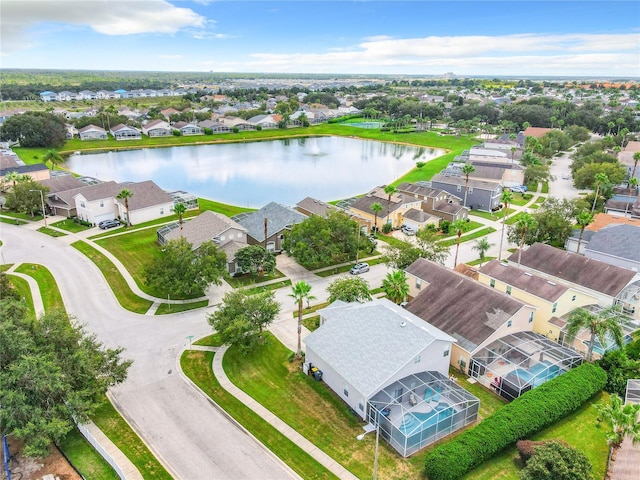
[{"left": 399, "top": 403, "right": 454, "bottom": 435}]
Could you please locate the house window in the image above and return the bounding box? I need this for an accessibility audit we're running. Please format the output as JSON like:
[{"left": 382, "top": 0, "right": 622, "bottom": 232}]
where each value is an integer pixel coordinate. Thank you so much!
[
  {"left": 220, "top": 235, "right": 225, "bottom": 241},
  {"left": 416, "top": 278, "right": 422, "bottom": 289},
  {"left": 456, "top": 185, "right": 462, "bottom": 192},
  {"left": 443, "top": 346, "right": 450, "bottom": 357},
  {"left": 572, "top": 295, "right": 576, "bottom": 302},
  {"left": 490, "top": 279, "right": 495, "bottom": 288},
  {"left": 529, "top": 312, "right": 534, "bottom": 323},
  {"left": 414, "top": 355, "right": 421, "bottom": 364},
  {"left": 552, "top": 302, "right": 558, "bottom": 313},
  {"left": 507, "top": 320, "right": 513, "bottom": 328},
  {"left": 237, "top": 232, "right": 242, "bottom": 238},
  {"left": 100, "top": 200, "right": 104, "bottom": 207},
  {"left": 80, "top": 201, "right": 85, "bottom": 208},
  {"left": 343, "top": 386, "right": 349, "bottom": 397},
  {"left": 160, "top": 208, "right": 164, "bottom": 214},
  {"left": 506, "top": 286, "right": 512, "bottom": 295},
  {"left": 358, "top": 400, "right": 364, "bottom": 411},
  {"left": 468, "top": 187, "right": 473, "bottom": 194}
]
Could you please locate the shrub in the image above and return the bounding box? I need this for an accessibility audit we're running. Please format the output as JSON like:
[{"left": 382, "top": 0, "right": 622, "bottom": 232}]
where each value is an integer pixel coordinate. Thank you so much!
[
  {"left": 232, "top": 126, "right": 239, "bottom": 133},
  {"left": 172, "top": 129, "right": 182, "bottom": 136},
  {"left": 204, "top": 128, "right": 213, "bottom": 135},
  {"left": 423, "top": 363, "right": 606, "bottom": 480},
  {"left": 440, "top": 220, "right": 451, "bottom": 234},
  {"left": 520, "top": 441, "right": 593, "bottom": 480},
  {"left": 516, "top": 439, "right": 568, "bottom": 462},
  {"left": 382, "top": 222, "right": 392, "bottom": 234}
]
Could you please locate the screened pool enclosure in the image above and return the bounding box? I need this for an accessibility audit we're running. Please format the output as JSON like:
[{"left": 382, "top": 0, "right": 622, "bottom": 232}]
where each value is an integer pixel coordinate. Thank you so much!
[
  {"left": 368, "top": 371, "right": 479, "bottom": 457},
  {"left": 469, "top": 331, "right": 583, "bottom": 401}
]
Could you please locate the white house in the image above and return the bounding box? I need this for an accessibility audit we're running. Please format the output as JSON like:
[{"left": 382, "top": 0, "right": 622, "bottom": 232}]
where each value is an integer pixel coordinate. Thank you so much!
[
  {"left": 78, "top": 124, "right": 107, "bottom": 140},
  {"left": 114, "top": 180, "right": 174, "bottom": 225},
  {"left": 73, "top": 181, "right": 122, "bottom": 224},
  {"left": 172, "top": 121, "right": 204, "bottom": 136},
  {"left": 110, "top": 124, "right": 141, "bottom": 141},
  {"left": 142, "top": 119, "right": 172, "bottom": 137}
]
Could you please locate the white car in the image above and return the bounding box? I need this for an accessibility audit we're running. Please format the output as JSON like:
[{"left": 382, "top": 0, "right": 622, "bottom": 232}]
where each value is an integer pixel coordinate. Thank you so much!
[
  {"left": 562, "top": 174, "right": 571, "bottom": 180},
  {"left": 401, "top": 225, "right": 416, "bottom": 236}
]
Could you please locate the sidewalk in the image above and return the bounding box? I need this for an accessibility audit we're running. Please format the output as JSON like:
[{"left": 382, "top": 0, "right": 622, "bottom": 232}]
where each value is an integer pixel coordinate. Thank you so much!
[{"left": 212, "top": 346, "right": 358, "bottom": 480}]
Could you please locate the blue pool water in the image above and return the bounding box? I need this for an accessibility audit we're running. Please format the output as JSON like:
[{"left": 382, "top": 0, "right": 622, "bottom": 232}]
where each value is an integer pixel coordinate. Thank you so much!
[
  {"left": 508, "top": 361, "right": 562, "bottom": 387},
  {"left": 400, "top": 403, "right": 454, "bottom": 435}
]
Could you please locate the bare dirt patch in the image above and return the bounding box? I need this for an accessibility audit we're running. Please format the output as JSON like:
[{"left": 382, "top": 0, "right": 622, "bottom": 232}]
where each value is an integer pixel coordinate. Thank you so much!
[{"left": 1, "top": 437, "right": 81, "bottom": 480}]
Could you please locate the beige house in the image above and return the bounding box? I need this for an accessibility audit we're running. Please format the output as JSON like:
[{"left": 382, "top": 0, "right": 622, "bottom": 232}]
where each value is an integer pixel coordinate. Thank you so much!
[
  {"left": 404, "top": 258, "right": 536, "bottom": 375},
  {"left": 349, "top": 186, "right": 422, "bottom": 231},
  {"left": 477, "top": 260, "right": 598, "bottom": 343},
  {"left": 396, "top": 182, "right": 468, "bottom": 223}
]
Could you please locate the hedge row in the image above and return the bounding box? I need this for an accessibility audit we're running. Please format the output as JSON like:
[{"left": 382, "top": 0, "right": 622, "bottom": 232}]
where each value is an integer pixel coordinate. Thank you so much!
[{"left": 423, "top": 362, "right": 606, "bottom": 480}]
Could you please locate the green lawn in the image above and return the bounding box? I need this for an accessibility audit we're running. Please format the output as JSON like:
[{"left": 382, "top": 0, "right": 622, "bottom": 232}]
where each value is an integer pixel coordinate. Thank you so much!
[
  {"left": 6, "top": 274, "right": 35, "bottom": 318},
  {"left": 154, "top": 299, "right": 209, "bottom": 315},
  {"left": 0, "top": 216, "right": 27, "bottom": 225},
  {"left": 302, "top": 315, "right": 321, "bottom": 332},
  {"left": 466, "top": 257, "right": 497, "bottom": 267},
  {"left": 223, "top": 333, "right": 425, "bottom": 480},
  {"left": 51, "top": 218, "right": 93, "bottom": 233},
  {"left": 194, "top": 333, "right": 224, "bottom": 347},
  {"left": 448, "top": 369, "right": 507, "bottom": 420},
  {"left": 226, "top": 269, "right": 285, "bottom": 288},
  {"left": 463, "top": 391, "right": 610, "bottom": 480},
  {"left": 292, "top": 301, "right": 331, "bottom": 318},
  {"left": 71, "top": 241, "right": 153, "bottom": 314},
  {"left": 15, "top": 263, "right": 65, "bottom": 312},
  {"left": 243, "top": 279, "right": 292, "bottom": 295},
  {"left": 37, "top": 226, "right": 68, "bottom": 237},
  {"left": 505, "top": 212, "right": 524, "bottom": 225},
  {"left": 439, "top": 227, "right": 497, "bottom": 247},
  {"left": 180, "top": 350, "right": 337, "bottom": 480},
  {"left": 469, "top": 208, "right": 515, "bottom": 221},
  {"left": 509, "top": 194, "right": 534, "bottom": 207},
  {"left": 58, "top": 428, "right": 119, "bottom": 480},
  {"left": 92, "top": 398, "right": 173, "bottom": 480},
  {"left": 0, "top": 210, "right": 44, "bottom": 221}
]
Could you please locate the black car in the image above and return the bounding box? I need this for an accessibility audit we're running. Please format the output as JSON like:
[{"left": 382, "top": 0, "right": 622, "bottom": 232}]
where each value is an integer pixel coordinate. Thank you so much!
[{"left": 99, "top": 219, "right": 120, "bottom": 229}]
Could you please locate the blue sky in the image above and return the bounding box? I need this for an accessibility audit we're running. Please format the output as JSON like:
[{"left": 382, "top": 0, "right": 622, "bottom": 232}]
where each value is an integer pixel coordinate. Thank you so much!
[{"left": 2, "top": 1, "right": 639, "bottom": 76}]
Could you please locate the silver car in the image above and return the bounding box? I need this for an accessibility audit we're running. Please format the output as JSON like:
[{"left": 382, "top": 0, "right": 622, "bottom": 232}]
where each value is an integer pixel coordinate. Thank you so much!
[{"left": 350, "top": 262, "right": 370, "bottom": 275}]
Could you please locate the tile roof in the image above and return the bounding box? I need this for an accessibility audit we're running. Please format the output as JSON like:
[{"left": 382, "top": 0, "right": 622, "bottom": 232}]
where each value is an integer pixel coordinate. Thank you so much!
[
  {"left": 507, "top": 243, "right": 637, "bottom": 297},
  {"left": 480, "top": 260, "right": 569, "bottom": 302},
  {"left": 163, "top": 210, "right": 247, "bottom": 249},
  {"left": 236, "top": 202, "right": 307, "bottom": 242},
  {"left": 304, "top": 299, "right": 455, "bottom": 397},
  {"left": 406, "top": 259, "right": 525, "bottom": 352}
]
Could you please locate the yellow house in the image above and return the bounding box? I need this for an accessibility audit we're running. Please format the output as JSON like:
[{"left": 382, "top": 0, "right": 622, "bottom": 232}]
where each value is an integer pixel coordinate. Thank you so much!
[
  {"left": 477, "top": 260, "right": 598, "bottom": 343},
  {"left": 404, "top": 258, "right": 536, "bottom": 376}
]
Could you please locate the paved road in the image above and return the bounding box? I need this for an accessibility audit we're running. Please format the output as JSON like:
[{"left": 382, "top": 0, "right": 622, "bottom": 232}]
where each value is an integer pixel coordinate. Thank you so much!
[
  {"left": 547, "top": 148, "right": 590, "bottom": 201},
  {"left": 1, "top": 223, "right": 296, "bottom": 480}
]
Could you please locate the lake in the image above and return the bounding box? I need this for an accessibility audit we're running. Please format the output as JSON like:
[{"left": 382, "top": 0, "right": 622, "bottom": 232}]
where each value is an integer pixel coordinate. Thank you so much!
[{"left": 64, "top": 136, "right": 445, "bottom": 208}]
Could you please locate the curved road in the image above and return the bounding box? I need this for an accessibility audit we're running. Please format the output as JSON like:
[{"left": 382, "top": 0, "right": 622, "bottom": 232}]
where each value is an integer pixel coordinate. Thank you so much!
[{"left": 1, "top": 223, "right": 296, "bottom": 480}]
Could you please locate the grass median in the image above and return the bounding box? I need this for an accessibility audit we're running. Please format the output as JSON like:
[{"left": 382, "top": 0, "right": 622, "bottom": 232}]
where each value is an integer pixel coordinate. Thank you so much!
[
  {"left": 71, "top": 240, "right": 153, "bottom": 314},
  {"left": 15, "top": 263, "right": 65, "bottom": 311}
]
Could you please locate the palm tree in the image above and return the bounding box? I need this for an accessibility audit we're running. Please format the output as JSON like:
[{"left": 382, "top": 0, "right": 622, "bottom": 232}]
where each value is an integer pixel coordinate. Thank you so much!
[
  {"left": 174, "top": 203, "right": 186, "bottom": 231},
  {"left": 565, "top": 306, "right": 627, "bottom": 362},
  {"left": 382, "top": 270, "right": 409, "bottom": 305},
  {"left": 575, "top": 210, "right": 594, "bottom": 254},
  {"left": 116, "top": 189, "right": 134, "bottom": 227},
  {"left": 383, "top": 185, "right": 396, "bottom": 227},
  {"left": 43, "top": 150, "right": 64, "bottom": 171},
  {"left": 461, "top": 164, "right": 475, "bottom": 207},
  {"left": 510, "top": 146, "right": 517, "bottom": 165},
  {"left": 4, "top": 171, "right": 20, "bottom": 190},
  {"left": 472, "top": 238, "right": 493, "bottom": 267},
  {"left": 591, "top": 172, "right": 609, "bottom": 213},
  {"left": 497, "top": 189, "right": 513, "bottom": 261},
  {"left": 451, "top": 219, "right": 467, "bottom": 267},
  {"left": 371, "top": 202, "right": 383, "bottom": 233},
  {"left": 631, "top": 152, "right": 640, "bottom": 180},
  {"left": 594, "top": 395, "right": 640, "bottom": 450},
  {"left": 289, "top": 281, "right": 315, "bottom": 358},
  {"left": 626, "top": 177, "right": 639, "bottom": 215},
  {"left": 515, "top": 213, "right": 537, "bottom": 266}
]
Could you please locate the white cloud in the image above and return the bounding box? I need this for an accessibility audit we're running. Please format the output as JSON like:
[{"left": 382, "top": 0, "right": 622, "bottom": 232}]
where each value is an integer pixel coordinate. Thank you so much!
[
  {"left": 1, "top": 0, "right": 207, "bottom": 55},
  {"left": 242, "top": 32, "right": 640, "bottom": 75},
  {"left": 157, "top": 54, "right": 183, "bottom": 60}
]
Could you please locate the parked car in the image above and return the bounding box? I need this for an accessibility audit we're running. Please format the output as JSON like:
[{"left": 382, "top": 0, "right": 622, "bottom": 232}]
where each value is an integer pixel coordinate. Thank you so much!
[
  {"left": 350, "top": 262, "right": 370, "bottom": 275},
  {"left": 510, "top": 185, "right": 528, "bottom": 194},
  {"left": 562, "top": 174, "right": 571, "bottom": 180},
  {"left": 99, "top": 219, "right": 120, "bottom": 229},
  {"left": 401, "top": 224, "right": 416, "bottom": 236}
]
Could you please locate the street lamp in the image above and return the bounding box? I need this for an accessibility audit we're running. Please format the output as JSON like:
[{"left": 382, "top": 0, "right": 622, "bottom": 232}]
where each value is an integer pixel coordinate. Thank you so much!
[
  {"left": 29, "top": 189, "right": 47, "bottom": 227},
  {"left": 357, "top": 420, "right": 380, "bottom": 480}
]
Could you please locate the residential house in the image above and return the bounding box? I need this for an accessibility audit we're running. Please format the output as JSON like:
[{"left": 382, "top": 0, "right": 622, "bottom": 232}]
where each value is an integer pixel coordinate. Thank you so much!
[
  {"left": 618, "top": 141, "right": 640, "bottom": 178},
  {"left": 482, "top": 139, "right": 520, "bottom": 151},
  {"left": 142, "top": 120, "right": 172, "bottom": 137},
  {"left": 114, "top": 180, "right": 174, "bottom": 225},
  {"left": 248, "top": 114, "right": 282, "bottom": 129},
  {"left": 160, "top": 108, "right": 180, "bottom": 119},
  {"left": 234, "top": 202, "right": 307, "bottom": 252},
  {"left": 57, "top": 91, "right": 78, "bottom": 101},
  {"left": 304, "top": 299, "right": 478, "bottom": 456},
  {"left": 348, "top": 186, "right": 423, "bottom": 232},
  {"left": 78, "top": 90, "right": 97, "bottom": 100},
  {"left": 41, "top": 177, "right": 93, "bottom": 218},
  {"left": 430, "top": 174, "right": 503, "bottom": 212},
  {"left": 396, "top": 182, "right": 469, "bottom": 223},
  {"left": 157, "top": 210, "right": 248, "bottom": 274},
  {"left": 172, "top": 121, "right": 204, "bottom": 136},
  {"left": 295, "top": 197, "right": 337, "bottom": 218},
  {"left": 478, "top": 260, "right": 598, "bottom": 342},
  {"left": 97, "top": 90, "right": 118, "bottom": 100},
  {"left": 405, "top": 258, "right": 537, "bottom": 376},
  {"left": 0, "top": 164, "right": 50, "bottom": 185},
  {"left": 110, "top": 124, "right": 141, "bottom": 141},
  {"left": 65, "top": 124, "right": 78, "bottom": 140},
  {"left": 221, "top": 116, "right": 256, "bottom": 131},
  {"left": 508, "top": 243, "right": 640, "bottom": 321},
  {"left": 73, "top": 181, "right": 122, "bottom": 224},
  {"left": 40, "top": 91, "right": 58, "bottom": 102},
  {"left": 566, "top": 223, "right": 640, "bottom": 273},
  {"left": 405, "top": 258, "right": 579, "bottom": 401},
  {"left": 78, "top": 124, "right": 108, "bottom": 140}
]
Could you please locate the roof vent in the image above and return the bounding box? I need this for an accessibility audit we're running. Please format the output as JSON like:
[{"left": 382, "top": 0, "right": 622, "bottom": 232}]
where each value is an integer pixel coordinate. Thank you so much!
[
  {"left": 548, "top": 281, "right": 556, "bottom": 286},
  {"left": 400, "top": 321, "right": 407, "bottom": 328},
  {"left": 524, "top": 272, "right": 532, "bottom": 276}
]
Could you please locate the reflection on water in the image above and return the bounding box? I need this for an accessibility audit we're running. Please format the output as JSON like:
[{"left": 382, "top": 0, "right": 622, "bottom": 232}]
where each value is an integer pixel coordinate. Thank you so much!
[{"left": 64, "top": 136, "right": 444, "bottom": 208}]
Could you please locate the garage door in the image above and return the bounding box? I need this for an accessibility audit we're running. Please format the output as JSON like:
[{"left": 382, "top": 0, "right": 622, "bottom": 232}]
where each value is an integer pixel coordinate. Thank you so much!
[{"left": 94, "top": 214, "right": 113, "bottom": 224}]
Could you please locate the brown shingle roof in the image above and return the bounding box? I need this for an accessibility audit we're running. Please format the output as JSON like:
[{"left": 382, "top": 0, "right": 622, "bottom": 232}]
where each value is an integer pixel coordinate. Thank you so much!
[
  {"left": 405, "top": 258, "right": 525, "bottom": 352},
  {"left": 122, "top": 181, "right": 173, "bottom": 211},
  {"left": 480, "top": 260, "right": 569, "bottom": 302},
  {"left": 296, "top": 197, "right": 337, "bottom": 217},
  {"left": 507, "top": 243, "right": 636, "bottom": 297},
  {"left": 523, "top": 127, "right": 554, "bottom": 138},
  {"left": 40, "top": 175, "right": 85, "bottom": 194},
  {"left": 164, "top": 210, "right": 246, "bottom": 248}
]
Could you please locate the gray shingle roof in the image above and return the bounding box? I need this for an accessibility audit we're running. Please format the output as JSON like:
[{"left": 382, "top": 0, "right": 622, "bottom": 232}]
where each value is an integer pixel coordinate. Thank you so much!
[
  {"left": 296, "top": 197, "right": 337, "bottom": 217},
  {"left": 236, "top": 202, "right": 307, "bottom": 242},
  {"left": 40, "top": 175, "right": 85, "bottom": 194},
  {"left": 585, "top": 224, "right": 640, "bottom": 263},
  {"left": 508, "top": 243, "right": 636, "bottom": 297},
  {"left": 121, "top": 180, "right": 173, "bottom": 211},
  {"left": 479, "top": 260, "right": 569, "bottom": 302},
  {"left": 74, "top": 181, "right": 121, "bottom": 201},
  {"left": 163, "top": 210, "right": 246, "bottom": 248},
  {"left": 431, "top": 174, "right": 502, "bottom": 191},
  {"left": 406, "top": 259, "right": 525, "bottom": 352},
  {"left": 304, "top": 299, "right": 455, "bottom": 397},
  {"left": 403, "top": 208, "right": 437, "bottom": 223}
]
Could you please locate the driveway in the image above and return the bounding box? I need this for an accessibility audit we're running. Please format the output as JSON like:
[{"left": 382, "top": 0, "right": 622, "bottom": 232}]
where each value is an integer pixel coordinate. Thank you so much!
[{"left": 0, "top": 224, "right": 295, "bottom": 480}]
